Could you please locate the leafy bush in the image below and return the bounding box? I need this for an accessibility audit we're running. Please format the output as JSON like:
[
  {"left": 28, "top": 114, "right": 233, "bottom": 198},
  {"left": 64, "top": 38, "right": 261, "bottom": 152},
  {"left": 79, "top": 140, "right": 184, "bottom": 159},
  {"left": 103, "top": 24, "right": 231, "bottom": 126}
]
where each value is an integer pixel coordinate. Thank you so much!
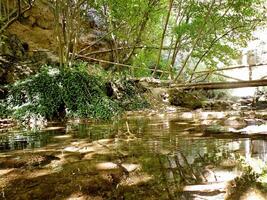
[
  {"left": 132, "top": 49, "right": 170, "bottom": 79},
  {"left": 0, "top": 100, "right": 11, "bottom": 118},
  {"left": 8, "top": 67, "right": 63, "bottom": 120},
  {"left": 4, "top": 63, "right": 149, "bottom": 124},
  {"left": 113, "top": 79, "right": 150, "bottom": 111},
  {"left": 61, "top": 67, "right": 121, "bottom": 119}
]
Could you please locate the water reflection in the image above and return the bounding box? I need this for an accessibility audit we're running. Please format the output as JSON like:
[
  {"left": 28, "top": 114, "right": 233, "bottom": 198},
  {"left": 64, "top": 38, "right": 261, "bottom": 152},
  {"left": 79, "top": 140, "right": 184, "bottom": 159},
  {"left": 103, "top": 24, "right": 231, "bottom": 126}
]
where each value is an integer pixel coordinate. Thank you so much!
[
  {"left": 250, "top": 139, "right": 267, "bottom": 162},
  {"left": 1, "top": 112, "right": 267, "bottom": 199},
  {"left": 0, "top": 130, "right": 64, "bottom": 151}
]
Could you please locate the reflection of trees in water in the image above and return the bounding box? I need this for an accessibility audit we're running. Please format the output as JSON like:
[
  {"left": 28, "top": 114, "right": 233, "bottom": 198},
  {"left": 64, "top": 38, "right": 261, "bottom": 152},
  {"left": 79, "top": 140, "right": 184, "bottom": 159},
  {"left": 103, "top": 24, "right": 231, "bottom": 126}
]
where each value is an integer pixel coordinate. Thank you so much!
[
  {"left": 242, "top": 138, "right": 267, "bottom": 161},
  {"left": 249, "top": 139, "right": 267, "bottom": 162},
  {"left": 136, "top": 144, "right": 238, "bottom": 199},
  {"left": 0, "top": 131, "right": 59, "bottom": 151},
  {"left": 0, "top": 136, "right": 29, "bottom": 151},
  {"left": 135, "top": 137, "right": 267, "bottom": 199}
]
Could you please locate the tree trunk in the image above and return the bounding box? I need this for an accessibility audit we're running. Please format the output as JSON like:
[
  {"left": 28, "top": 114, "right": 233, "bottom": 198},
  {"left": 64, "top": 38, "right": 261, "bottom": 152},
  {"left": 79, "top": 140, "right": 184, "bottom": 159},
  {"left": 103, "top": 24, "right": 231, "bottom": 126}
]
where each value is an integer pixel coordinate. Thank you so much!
[{"left": 153, "top": 0, "right": 174, "bottom": 77}]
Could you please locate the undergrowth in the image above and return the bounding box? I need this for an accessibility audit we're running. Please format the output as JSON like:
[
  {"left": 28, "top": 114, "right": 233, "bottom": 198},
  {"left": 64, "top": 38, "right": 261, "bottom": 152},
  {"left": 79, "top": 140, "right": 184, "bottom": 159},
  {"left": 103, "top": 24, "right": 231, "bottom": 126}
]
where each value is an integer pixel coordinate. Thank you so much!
[{"left": 1, "top": 63, "right": 150, "bottom": 124}]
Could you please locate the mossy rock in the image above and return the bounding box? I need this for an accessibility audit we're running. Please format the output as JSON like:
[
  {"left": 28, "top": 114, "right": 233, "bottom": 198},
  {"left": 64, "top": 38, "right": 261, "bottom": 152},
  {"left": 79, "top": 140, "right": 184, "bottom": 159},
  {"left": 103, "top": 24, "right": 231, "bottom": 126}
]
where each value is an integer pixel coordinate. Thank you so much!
[
  {"left": 205, "top": 124, "right": 229, "bottom": 134},
  {"left": 169, "top": 89, "right": 206, "bottom": 109}
]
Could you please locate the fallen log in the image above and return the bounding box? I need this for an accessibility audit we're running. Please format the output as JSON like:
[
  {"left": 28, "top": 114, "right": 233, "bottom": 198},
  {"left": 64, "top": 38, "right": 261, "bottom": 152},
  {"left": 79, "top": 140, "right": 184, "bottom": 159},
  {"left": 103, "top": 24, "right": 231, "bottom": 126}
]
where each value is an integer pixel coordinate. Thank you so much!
[{"left": 170, "top": 79, "right": 267, "bottom": 90}]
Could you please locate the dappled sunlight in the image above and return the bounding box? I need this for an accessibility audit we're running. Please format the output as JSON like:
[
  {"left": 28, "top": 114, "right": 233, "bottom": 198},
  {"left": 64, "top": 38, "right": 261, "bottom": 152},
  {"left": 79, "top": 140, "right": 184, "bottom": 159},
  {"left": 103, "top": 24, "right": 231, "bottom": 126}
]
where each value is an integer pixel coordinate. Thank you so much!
[
  {"left": 66, "top": 193, "right": 102, "bottom": 200},
  {"left": 96, "top": 162, "right": 118, "bottom": 170},
  {"left": 239, "top": 187, "right": 266, "bottom": 200},
  {"left": 183, "top": 182, "right": 228, "bottom": 193},
  {"left": 180, "top": 111, "right": 227, "bottom": 121},
  {"left": 42, "top": 126, "right": 65, "bottom": 131},
  {"left": 235, "top": 124, "right": 267, "bottom": 134},
  {"left": 0, "top": 169, "right": 14, "bottom": 176},
  {"left": 25, "top": 169, "right": 52, "bottom": 179},
  {"left": 120, "top": 173, "right": 152, "bottom": 187},
  {"left": 244, "top": 158, "right": 266, "bottom": 174},
  {"left": 2, "top": 111, "right": 267, "bottom": 199},
  {"left": 181, "top": 112, "right": 194, "bottom": 119},
  {"left": 53, "top": 134, "right": 72, "bottom": 139},
  {"left": 1, "top": 0, "right": 267, "bottom": 199},
  {"left": 201, "top": 119, "right": 219, "bottom": 125}
]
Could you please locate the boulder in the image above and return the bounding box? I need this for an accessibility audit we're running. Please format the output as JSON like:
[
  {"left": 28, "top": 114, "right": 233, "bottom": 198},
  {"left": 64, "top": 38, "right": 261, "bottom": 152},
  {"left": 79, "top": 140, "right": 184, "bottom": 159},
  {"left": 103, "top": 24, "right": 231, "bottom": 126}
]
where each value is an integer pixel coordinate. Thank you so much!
[{"left": 169, "top": 89, "right": 206, "bottom": 109}]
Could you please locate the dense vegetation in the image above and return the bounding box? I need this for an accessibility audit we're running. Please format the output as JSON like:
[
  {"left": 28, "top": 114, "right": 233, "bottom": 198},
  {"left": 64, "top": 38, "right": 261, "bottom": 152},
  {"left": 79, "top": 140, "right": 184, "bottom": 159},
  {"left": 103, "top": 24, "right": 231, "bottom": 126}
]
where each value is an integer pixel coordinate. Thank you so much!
[
  {"left": 0, "top": 63, "right": 149, "bottom": 124},
  {"left": 0, "top": 0, "right": 266, "bottom": 124}
]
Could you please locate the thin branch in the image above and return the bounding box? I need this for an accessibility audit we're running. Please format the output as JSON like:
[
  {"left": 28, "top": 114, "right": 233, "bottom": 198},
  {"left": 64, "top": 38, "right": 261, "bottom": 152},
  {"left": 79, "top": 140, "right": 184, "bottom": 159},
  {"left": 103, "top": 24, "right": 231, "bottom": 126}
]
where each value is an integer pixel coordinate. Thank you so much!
[
  {"left": 0, "top": 3, "right": 32, "bottom": 34},
  {"left": 123, "top": 0, "right": 159, "bottom": 63},
  {"left": 153, "top": 0, "right": 174, "bottom": 77},
  {"left": 173, "top": 0, "right": 216, "bottom": 82},
  {"left": 188, "top": 26, "right": 243, "bottom": 82},
  {"left": 213, "top": 72, "right": 244, "bottom": 81},
  {"left": 82, "top": 45, "right": 177, "bottom": 57},
  {"left": 76, "top": 54, "right": 170, "bottom": 74},
  {"left": 194, "top": 63, "right": 267, "bottom": 74}
]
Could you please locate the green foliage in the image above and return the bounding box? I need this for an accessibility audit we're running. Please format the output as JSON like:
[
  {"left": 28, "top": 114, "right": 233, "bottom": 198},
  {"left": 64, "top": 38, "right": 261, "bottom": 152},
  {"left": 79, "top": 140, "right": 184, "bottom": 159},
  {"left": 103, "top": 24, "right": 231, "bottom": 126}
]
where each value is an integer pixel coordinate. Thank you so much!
[
  {"left": 115, "top": 79, "right": 150, "bottom": 111},
  {"left": 132, "top": 49, "right": 170, "bottom": 79},
  {"left": 0, "top": 100, "right": 11, "bottom": 118},
  {"left": 8, "top": 67, "right": 62, "bottom": 120},
  {"left": 132, "top": 49, "right": 153, "bottom": 77},
  {"left": 6, "top": 64, "right": 116, "bottom": 121},
  {"left": 45, "top": 0, "right": 266, "bottom": 81},
  {"left": 4, "top": 63, "right": 150, "bottom": 124}
]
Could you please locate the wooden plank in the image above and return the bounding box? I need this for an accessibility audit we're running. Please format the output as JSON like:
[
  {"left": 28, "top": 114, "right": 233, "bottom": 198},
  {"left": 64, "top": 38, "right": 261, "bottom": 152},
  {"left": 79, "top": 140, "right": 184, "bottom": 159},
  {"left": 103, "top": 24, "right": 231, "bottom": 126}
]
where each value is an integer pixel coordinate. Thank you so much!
[
  {"left": 194, "top": 63, "right": 267, "bottom": 74},
  {"left": 170, "top": 79, "right": 267, "bottom": 90}
]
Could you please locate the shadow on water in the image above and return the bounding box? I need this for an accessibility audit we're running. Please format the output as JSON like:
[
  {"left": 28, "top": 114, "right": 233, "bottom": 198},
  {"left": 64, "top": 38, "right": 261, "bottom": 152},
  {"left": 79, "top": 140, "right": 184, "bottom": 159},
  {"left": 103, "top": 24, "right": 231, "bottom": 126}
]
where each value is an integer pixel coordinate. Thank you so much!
[{"left": 1, "top": 111, "right": 267, "bottom": 199}]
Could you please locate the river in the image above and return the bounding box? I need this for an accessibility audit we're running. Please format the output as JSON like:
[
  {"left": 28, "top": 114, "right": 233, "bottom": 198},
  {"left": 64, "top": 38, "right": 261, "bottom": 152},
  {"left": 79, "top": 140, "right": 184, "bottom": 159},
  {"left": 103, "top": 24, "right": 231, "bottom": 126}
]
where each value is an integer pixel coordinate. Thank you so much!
[{"left": 1, "top": 108, "right": 267, "bottom": 200}]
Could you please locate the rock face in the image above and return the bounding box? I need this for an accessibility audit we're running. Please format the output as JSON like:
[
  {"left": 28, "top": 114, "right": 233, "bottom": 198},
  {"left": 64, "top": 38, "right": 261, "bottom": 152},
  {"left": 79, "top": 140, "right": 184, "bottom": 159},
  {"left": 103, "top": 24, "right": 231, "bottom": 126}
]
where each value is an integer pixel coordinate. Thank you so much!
[
  {"left": 7, "top": 1, "right": 56, "bottom": 52},
  {"left": 0, "top": 1, "right": 58, "bottom": 84},
  {"left": 0, "top": 34, "right": 31, "bottom": 84},
  {"left": 0, "top": 1, "right": 115, "bottom": 84}
]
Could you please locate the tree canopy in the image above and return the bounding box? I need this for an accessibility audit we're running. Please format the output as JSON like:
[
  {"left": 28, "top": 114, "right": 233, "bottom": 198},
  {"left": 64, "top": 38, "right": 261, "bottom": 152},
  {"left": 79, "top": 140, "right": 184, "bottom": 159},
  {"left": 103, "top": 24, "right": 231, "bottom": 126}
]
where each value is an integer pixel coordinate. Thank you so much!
[{"left": 1, "top": 0, "right": 266, "bottom": 82}]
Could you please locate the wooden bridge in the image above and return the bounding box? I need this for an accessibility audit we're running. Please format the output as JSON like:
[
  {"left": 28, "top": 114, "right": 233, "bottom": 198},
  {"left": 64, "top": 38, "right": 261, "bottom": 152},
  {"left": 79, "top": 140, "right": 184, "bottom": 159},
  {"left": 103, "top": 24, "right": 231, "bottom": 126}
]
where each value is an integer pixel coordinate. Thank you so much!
[
  {"left": 142, "top": 63, "right": 267, "bottom": 90},
  {"left": 169, "top": 79, "right": 267, "bottom": 90}
]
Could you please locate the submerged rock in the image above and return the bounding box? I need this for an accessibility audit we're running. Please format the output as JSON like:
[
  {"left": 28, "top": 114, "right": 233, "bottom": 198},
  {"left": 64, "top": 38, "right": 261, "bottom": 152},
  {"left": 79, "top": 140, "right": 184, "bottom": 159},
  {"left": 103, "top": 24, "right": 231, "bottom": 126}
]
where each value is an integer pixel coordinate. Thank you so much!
[
  {"left": 0, "top": 154, "right": 59, "bottom": 169},
  {"left": 224, "top": 116, "right": 246, "bottom": 129},
  {"left": 205, "top": 124, "right": 230, "bottom": 134}
]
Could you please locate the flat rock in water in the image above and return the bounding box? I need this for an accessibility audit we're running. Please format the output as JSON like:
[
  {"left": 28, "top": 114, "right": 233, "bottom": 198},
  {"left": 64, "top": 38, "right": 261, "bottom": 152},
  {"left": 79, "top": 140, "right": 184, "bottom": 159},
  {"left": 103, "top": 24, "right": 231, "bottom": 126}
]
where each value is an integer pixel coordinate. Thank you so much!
[
  {"left": 64, "top": 146, "right": 80, "bottom": 152},
  {"left": 183, "top": 181, "right": 228, "bottom": 192},
  {"left": 121, "top": 164, "right": 140, "bottom": 172},
  {"left": 239, "top": 124, "right": 267, "bottom": 134}
]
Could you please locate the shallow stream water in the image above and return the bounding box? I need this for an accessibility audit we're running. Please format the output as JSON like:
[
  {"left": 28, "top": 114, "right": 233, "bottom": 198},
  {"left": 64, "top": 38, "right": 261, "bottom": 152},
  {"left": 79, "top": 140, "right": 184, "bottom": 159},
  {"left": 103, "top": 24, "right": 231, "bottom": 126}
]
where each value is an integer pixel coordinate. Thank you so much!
[{"left": 1, "top": 109, "right": 267, "bottom": 199}]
